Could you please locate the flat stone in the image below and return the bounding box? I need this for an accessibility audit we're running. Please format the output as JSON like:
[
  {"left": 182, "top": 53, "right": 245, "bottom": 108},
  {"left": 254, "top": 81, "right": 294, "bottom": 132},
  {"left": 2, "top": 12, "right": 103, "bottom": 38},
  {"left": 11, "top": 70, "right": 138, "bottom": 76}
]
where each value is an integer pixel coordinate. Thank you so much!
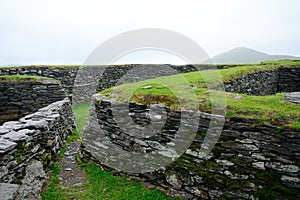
[
  {"left": 215, "top": 159, "right": 234, "bottom": 166},
  {"left": 208, "top": 190, "right": 223, "bottom": 198},
  {"left": 237, "top": 144, "right": 259, "bottom": 151},
  {"left": 2, "top": 129, "right": 29, "bottom": 142},
  {"left": 285, "top": 92, "right": 300, "bottom": 104},
  {"left": 141, "top": 85, "right": 152, "bottom": 89},
  {"left": 17, "top": 159, "right": 46, "bottom": 199},
  {"left": 0, "top": 166, "right": 9, "bottom": 179},
  {"left": 23, "top": 119, "right": 48, "bottom": 129},
  {"left": 157, "top": 148, "right": 179, "bottom": 158},
  {"left": 235, "top": 138, "right": 253, "bottom": 144},
  {"left": 2, "top": 121, "right": 23, "bottom": 130},
  {"left": 19, "top": 112, "right": 46, "bottom": 122},
  {"left": 251, "top": 153, "right": 270, "bottom": 161},
  {"left": 190, "top": 187, "right": 208, "bottom": 199},
  {"left": 134, "top": 139, "right": 148, "bottom": 147},
  {"left": 265, "top": 162, "right": 299, "bottom": 173},
  {"left": 147, "top": 141, "right": 165, "bottom": 150},
  {"left": 0, "top": 183, "right": 19, "bottom": 200},
  {"left": 185, "top": 149, "right": 213, "bottom": 160},
  {"left": 0, "top": 127, "right": 10, "bottom": 135},
  {"left": 281, "top": 175, "right": 300, "bottom": 183},
  {"left": 166, "top": 173, "right": 182, "bottom": 189},
  {"left": 224, "top": 170, "right": 249, "bottom": 180},
  {"left": 0, "top": 138, "right": 17, "bottom": 153},
  {"left": 252, "top": 162, "right": 265, "bottom": 171}
]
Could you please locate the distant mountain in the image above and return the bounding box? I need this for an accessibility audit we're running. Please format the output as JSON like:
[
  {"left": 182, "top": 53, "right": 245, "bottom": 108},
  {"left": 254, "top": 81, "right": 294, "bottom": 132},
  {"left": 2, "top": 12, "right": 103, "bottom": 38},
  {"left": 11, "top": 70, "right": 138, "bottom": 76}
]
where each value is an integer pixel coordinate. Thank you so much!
[{"left": 209, "top": 47, "right": 300, "bottom": 64}]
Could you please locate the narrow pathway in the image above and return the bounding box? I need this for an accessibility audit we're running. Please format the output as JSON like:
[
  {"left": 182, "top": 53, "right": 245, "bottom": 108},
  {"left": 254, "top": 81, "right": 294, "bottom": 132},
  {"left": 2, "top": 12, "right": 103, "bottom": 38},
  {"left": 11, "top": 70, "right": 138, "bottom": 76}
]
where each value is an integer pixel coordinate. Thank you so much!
[{"left": 58, "top": 139, "right": 87, "bottom": 199}]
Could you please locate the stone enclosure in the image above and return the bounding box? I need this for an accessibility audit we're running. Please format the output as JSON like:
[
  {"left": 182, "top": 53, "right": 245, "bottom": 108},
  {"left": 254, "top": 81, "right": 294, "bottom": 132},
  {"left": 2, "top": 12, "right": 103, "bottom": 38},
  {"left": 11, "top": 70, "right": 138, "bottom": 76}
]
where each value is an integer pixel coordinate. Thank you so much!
[
  {"left": 0, "top": 75, "right": 74, "bottom": 199},
  {"left": 0, "top": 98, "right": 75, "bottom": 199},
  {"left": 80, "top": 66, "right": 300, "bottom": 199},
  {"left": 81, "top": 94, "right": 300, "bottom": 199},
  {"left": 0, "top": 64, "right": 299, "bottom": 199}
]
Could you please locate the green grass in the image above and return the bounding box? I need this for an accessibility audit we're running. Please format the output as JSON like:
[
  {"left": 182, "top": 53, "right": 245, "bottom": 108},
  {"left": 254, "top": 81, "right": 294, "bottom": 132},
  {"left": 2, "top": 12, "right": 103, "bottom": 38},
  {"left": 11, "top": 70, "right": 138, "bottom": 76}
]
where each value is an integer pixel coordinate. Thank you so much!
[
  {"left": 261, "top": 59, "right": 300, "bottom": 66},
  {"left": 73, "top": 102, "right": 90, "bottom": 136},
  {"left": 41, "top": 147, "right": 67, "bottom": 200},
  {"left": 42, "top": 103, "right": 171, "bottom": 200},
  {"left": 0, "top": 65, "right": 83, "bottom": 69},
  {"left": 0, "top": 75, "right": 58, "bottom": 83},
  {"left": 100, "top": 61, "right": 300, "bottom": 129},
  {"left": 79, "top": 161, "right": 171, "bottom": 200}
]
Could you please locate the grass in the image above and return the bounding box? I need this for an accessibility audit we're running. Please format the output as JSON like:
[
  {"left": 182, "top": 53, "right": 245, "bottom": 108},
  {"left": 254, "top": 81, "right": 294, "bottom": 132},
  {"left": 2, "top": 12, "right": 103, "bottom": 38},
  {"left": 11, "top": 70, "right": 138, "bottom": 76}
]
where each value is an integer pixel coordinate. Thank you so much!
[
  {"left": 0, "top": 65, "right": 83, "bottom": 69},
  {"left": 0, "top": 75, "right": 58, "bottom": 83},
  {"left": 73, "top": 102, "right": 91, "bottom": 136},
  {"left": 78, "top": 161, "right": 171, "bottom": 200},
  {"left": 42, "top": 103, "right": 171, "bottom": 200},
  {"left": 100, "top": 61, "right": 300, "bottom": 129}
]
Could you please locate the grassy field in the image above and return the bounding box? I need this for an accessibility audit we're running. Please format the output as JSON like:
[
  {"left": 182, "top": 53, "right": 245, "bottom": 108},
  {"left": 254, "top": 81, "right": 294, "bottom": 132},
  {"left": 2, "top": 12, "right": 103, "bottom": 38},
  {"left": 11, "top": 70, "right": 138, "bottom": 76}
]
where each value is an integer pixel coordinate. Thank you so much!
[
  {"left": 42, "top": 103, "right": 171, "bottom": 200},
  {"left": 100, "top": 61, "right": 300, "bottom": 130}
]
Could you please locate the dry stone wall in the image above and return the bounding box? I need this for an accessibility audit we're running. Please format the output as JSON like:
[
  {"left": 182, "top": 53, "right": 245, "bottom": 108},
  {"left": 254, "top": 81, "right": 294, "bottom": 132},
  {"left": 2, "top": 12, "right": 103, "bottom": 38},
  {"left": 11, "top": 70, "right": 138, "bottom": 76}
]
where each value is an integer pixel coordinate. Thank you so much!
[
  {"left": 1, "top": 65, "right": 299, "bottom": 104},
  {"left": 0, "top": 64, "right": 226, "bottom": 105},
  {"left": 81, "top": 94, "right": 300, "bottom": 199},
  {"left": 0, "top": 79, "right": 68, "bottom": 125},
  {"left": 0, "top": 98, "right": 75, "bottom": 199},
  {"left": 224, "top": 68, "right": 300, "bottom": 95},
  {"left": 0, "top": 67, "right": 78, "bottom": 94}
]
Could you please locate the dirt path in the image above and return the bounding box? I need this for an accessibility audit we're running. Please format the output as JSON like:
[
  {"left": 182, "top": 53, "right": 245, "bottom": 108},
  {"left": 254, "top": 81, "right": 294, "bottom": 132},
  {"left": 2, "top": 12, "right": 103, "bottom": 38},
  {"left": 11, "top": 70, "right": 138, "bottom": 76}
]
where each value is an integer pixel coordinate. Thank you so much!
[{"left": 58, "top": 139, "right": 87, "bottom": 198}]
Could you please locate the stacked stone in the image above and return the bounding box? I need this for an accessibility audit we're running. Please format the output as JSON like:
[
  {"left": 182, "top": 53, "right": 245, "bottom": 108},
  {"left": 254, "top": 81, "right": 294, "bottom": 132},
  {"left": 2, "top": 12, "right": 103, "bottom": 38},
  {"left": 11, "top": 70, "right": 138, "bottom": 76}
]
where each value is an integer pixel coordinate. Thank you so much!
[
  {"left": 0, "top": 98, "right": 75, "bottom": 199},
  {"left": 0, "top": 79, "right": 67, "bottom": 125},
  {"left": 81, "top": 95, "right": 300, "bottom": 199},
  {"left": 224, "top": 67, "right": 300, "bottom": 96},
  {"left": 224, "top": 70, "right": 278, "bottom": 96},
  {"left": 0, "top": 66, "right": 79, "bottom": 94},
  {"left": 277, "top": 68, "right": 300, "bottom": 92}
]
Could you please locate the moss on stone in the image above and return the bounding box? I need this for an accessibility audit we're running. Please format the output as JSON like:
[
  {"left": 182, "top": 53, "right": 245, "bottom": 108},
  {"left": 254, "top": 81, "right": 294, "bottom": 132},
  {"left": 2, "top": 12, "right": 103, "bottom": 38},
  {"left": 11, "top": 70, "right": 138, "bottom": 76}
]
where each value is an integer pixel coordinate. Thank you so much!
[
  {"left": 256, "top": 172, "right": 300, "bottom": 199},
  {"left": 41, "top": 151, "right": 53, "bottom": 167}
]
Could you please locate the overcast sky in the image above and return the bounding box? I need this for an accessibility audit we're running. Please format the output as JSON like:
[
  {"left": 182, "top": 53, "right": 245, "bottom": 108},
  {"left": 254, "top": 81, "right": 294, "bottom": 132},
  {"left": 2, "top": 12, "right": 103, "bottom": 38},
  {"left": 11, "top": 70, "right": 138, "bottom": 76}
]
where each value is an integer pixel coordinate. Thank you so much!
[{"left": 0, "top": 0, "right": 299, "bottom": 65}]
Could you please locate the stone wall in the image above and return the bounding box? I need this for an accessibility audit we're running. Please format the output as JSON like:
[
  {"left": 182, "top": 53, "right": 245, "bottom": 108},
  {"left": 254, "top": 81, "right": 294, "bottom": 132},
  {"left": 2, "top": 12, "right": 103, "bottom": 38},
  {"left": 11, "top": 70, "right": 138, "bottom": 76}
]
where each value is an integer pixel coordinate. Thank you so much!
[
  {"left": 224, "top": 67, "right": 300, "bottom": 95},
  {"left": 81, "top": 94, "right": 300, "bottom": 199},
  {"left": 0, "top": 67, "right": 78, "bottom": 94},
  {"left": 0, "top": 98, "right": 75, "bottom": 199},
  {"left": 277, "top": 68, "right": 300, "bottom": 92},
  {"left": 0, "top": 64, "right": 226, "bottom": 105},
  {"left": 0, "top": 78, "right": 68, "bottom": 125},
  {"left": 2, "top": 65, "right": 298, "bottom": 104}
]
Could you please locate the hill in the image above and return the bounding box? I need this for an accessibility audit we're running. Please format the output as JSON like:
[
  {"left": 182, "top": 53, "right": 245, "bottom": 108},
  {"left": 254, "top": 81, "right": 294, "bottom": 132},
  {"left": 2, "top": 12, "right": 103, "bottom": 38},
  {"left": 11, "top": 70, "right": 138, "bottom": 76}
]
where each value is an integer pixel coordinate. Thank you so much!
[{"left": 209, "top": 47, "right": 300, "bottom": 64}]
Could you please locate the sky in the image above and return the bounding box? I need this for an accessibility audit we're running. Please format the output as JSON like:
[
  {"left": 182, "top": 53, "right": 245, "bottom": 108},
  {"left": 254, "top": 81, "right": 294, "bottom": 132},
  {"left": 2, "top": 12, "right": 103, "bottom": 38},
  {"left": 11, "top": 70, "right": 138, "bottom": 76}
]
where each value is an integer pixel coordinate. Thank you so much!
[{"left": 0, "top": 0, "right": 300, "bottom": 65}]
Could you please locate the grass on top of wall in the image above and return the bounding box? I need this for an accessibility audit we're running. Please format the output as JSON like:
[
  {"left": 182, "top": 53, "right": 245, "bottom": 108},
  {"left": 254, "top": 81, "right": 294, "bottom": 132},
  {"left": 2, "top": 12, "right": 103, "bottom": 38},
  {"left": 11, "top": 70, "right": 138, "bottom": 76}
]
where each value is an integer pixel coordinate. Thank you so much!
[
  {"left": 100, "top": 61, "right": 300, "bottom": 130},
  {"left": 0, "top": 65, "right": 82, "bottom": 69},
  {"left": 0, "top": 75, "right": 59, "bottom": 83}
]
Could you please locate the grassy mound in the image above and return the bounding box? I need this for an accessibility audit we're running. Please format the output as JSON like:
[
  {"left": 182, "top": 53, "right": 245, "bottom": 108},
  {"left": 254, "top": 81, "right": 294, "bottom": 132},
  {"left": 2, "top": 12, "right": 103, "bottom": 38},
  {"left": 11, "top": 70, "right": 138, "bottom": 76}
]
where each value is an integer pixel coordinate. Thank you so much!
[{"left": 100, "top": 61, "right": 300, "bottom": 130}]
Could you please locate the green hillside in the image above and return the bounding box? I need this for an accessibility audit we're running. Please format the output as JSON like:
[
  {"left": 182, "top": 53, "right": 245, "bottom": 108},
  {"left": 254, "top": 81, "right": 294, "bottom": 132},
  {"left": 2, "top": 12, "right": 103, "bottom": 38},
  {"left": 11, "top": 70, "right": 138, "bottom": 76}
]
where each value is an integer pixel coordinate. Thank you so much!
[{"left": 100, "top": 61, "right": 300, "bottom": 130}]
